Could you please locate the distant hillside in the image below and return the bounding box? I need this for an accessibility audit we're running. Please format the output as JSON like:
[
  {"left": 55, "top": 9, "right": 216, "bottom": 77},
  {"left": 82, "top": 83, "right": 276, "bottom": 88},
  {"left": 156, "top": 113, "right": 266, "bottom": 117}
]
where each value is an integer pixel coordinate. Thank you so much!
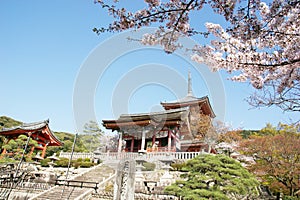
[
  {"left": 240, "top": 129, "right": 259, "bottom": 138},
  {"left": 0, "top": 116, "right": 22, "bottom": 129},
  {"left": 0, "top": 116, "right": 22, "bottom": 149},
  {"left": 47, "top": 131, "right": 88, "bottom": 157},
  {"left": 54, "top": 131, "right": 75, "bottom": 141}
]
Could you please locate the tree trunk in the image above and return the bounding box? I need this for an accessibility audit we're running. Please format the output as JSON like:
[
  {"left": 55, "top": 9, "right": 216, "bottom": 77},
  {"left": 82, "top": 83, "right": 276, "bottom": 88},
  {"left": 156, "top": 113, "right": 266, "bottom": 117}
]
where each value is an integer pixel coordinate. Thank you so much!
[
  {"left": 208, "top": 144, "right": 212, "bottom": 153},
  {"left": 276, "top": 192, "right": 280, "bottom": 200}
]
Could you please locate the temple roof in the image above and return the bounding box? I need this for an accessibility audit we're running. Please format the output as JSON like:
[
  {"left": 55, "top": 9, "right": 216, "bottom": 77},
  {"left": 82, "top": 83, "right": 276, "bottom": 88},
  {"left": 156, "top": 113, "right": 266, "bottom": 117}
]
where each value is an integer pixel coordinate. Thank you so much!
[
  {"left": 160, "top": 71, "right": 216, "bottom": 117},
  {"left": 161, "top": 95, "right": 216, "bottom": 118},
  {"left": 0, "top": 119, "right": 62, "bottom": 146},
  {"left": 102, "top": 107, "right": 189, "bottom": 131},
  {"left": 165, "top": 93, "right": 199, "bottom": 104},
  {"left": 118, "top": 107, "right": 189, "bottom": 122},
  {"left": 1, "top": 120, "right": 49, "bottom": 132}
]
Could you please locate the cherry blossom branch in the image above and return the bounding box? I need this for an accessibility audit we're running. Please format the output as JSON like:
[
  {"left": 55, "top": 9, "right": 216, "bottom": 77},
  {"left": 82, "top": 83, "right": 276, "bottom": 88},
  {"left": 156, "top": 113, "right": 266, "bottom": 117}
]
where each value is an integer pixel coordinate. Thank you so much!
[
  {"left": 95, "top": 0, "right": 300, "bottom": 112},
  {"left": 237, "top": 58, "right": 300, "bottom": 68}
]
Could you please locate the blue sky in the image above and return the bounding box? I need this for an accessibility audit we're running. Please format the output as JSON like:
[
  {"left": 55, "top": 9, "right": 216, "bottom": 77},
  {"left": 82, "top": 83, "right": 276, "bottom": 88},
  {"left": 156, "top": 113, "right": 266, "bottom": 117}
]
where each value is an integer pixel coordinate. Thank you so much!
[{"left": 0, "top": 1, "right": 298, "bottom": 133}]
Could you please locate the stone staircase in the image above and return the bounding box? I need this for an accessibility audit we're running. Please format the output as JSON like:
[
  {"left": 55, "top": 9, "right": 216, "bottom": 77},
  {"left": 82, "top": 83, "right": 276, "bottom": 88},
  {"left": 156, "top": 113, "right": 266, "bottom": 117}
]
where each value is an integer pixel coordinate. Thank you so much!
[
  {"left": 102, "top": 160, "right": 120, "bottom": 170},
  {"left": 74, "top": 165, "right": 114, "bottom": 183},
  {"left": 30, "top": 164, "right": 114, "bottom": 200},
  {"left": 34, "top": 186, "right": 86, "bottom": 200}
]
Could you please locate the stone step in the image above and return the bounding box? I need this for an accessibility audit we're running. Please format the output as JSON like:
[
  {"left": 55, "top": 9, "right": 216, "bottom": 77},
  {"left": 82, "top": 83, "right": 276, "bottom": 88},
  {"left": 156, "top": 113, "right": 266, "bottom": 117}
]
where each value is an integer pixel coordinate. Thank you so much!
[
  {"left": 33, "top": 186, "right": 86, "bottom": 200},
  {"left": 102, "top": 160, "right": 120, "bottom": 170},
  {"left": 30, "top": 164, "right": 115, "bottom": 200}
]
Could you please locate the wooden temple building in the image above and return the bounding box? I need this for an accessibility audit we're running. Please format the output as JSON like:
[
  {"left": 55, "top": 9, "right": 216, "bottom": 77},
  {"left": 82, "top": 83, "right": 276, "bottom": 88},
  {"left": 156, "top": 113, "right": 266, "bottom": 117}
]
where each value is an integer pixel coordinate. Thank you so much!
[
  {"left": 0, "top": 120, "right": 62, "bottom": 158},
  {"left": 102, "top": 72, "right": 216, "bottom": 153}
]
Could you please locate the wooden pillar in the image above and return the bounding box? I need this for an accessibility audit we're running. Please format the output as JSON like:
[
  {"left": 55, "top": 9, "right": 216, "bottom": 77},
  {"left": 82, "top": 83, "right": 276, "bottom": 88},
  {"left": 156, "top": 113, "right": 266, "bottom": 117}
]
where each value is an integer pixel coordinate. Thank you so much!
[
  {"left": 1, "top": 139, "right": 10, "bottom": 157},
  {"left": 171, "top": 127, "right": 179, "bottom": 151},
  {"left": 152, "top": 131, "right": 156, "bottom": 146},
  {"left": 29, "top": 146, "right": 35, "bottom": 156},
  {"left": 173, "top": 129, "right": 176, "bottom": 151},
  {"left": 140, "top": 129, "right": 146, "bottom": 151},
  {"left": 130, "top": 136, "right": 134, "bottom": 152},
  {"left": 41, "top": 143, "right": 48, "bottom": 158},
  {"left": 0, "top": 148, "right": 6, "bottom": 159},
  {"left": 1, "top": 148, "right": 7, "bottom": 155},
  {"left": 118, "top": 131, "right": 123, "bottom": 153},
  {"left": 168, "top": 129, "right": 172, "bottom": 152}
]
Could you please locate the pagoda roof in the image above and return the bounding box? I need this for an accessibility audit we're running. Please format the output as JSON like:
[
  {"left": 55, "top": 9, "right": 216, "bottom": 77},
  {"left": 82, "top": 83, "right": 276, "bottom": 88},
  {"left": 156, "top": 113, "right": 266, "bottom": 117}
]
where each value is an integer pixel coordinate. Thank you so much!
[
  {"left": 161, "top": 71, "right": 216, "bottom": 118},
  {"left": 0, "top": 120, "right": 62, "bottom": 146},
  {"left": 102, "top": 107, "right": 189, "bottom": 131},
  {"left": 161, "top": 95, "right": 216, "bottom": 118},
  {"left": 164, "top": 93, "right": 201, "bottom": 104}
]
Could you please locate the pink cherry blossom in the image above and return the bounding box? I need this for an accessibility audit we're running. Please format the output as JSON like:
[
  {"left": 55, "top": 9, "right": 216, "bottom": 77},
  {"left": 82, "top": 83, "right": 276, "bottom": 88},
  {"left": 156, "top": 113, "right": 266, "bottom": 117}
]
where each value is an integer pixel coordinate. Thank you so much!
[{"left": 95, "top": 0, "right": 300, "bottom": 111}]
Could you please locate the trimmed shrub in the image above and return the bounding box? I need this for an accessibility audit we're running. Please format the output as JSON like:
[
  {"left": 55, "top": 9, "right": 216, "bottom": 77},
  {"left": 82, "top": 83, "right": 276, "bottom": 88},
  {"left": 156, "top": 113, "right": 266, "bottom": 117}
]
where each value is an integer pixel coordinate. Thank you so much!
[
  {"left": 142, "top": 162, "right": 156, "bottom": 171},
  {"left": 40, "top": 158, "right": 51, "bottom": 167},
  {"left": 55, "top": 157, "right": 70, "bottom": 167},
  {"left": 171, "top": 162, "right": 187, "bottom": 171},
  {"left": 0, "top": 157, "right": 16, "bottom": 163},
  {"left": 73, "top": 161, "right": 81, "bottom": 169},
  {"left": 80, "top": 162, "right": 94, "bottom": 168}
]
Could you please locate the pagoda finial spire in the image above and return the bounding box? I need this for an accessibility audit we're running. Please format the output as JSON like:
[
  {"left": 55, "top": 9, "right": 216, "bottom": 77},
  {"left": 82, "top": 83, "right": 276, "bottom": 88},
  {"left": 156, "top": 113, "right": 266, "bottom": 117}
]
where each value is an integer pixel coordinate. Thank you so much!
[{"left": 187, "top": 70, "right": 194, "bottom": 96}]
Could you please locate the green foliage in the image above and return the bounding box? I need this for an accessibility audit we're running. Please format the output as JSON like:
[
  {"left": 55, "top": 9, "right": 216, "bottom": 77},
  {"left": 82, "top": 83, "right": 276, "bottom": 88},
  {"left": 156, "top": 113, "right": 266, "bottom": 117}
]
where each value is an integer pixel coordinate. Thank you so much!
[
  {"left": 40, "top": 158, "right": 51, "bottom": 167},
  {"left": 53, "top": 157, "right": 95, "bottom": 168},
  {"left": 55, "top": 132, "right": 86, "bottom": 152},
  {"left": 79, "top": 134, "right": 101, "bottom": 152},
  {"left": 171, "top": 162, "right": 187, "bottom": 171},
  {"left": 54, "top": 132, "right": 74, "bottom": 141},
  {"left": 283, "top": 196, "right": 300, "bottom": 200},
  {"left": 239, "top": 123, "right": 300, "bottom": 197},
  {"left": 82, "top": 120, "right": 104, "bottom": 152},
  {"left": 55, "top": 157, "right": 70, "bottom": 167},
  {"left": 83, "top": 120, "right": 103, "bottom": 135},
  {"left": 243, "top": 123, "right": 300, "bottom": 138},
  {"left": 3, "top": 135, "right": 38, "bottom": 160},
  {"left": 73, "top": 157, "right": 95, "bottom": 168},
  {"left": 142, "top": 162, "right": 156, "bottom": 171},
  {"left": 258, "top": 123, "right": 279, "bottom": 136},
  {"left": 0, "top": 116, "right": 23, "bottom": 151},
  {"left": 72, "top": 160, "right": 95, "bottom": 169},
  {"left": 78, "top": 161, "right": 95, "bottom": 168},
  {"left": 73, "top": 161, "right": 81, "bottom": 169},
  {"left": 165, "top": 154, "right": 259, "bottom": 199},
  {"left": 0, "top": 157, "right": 17, "bottom": 163},
  {"left": 240, "top": 130, "right": 259, "bottom": 139},
  {"left": 0, "top": 116, "right": 22, "bottom": 129},
  {"left": 46, "top": 132, "right": 91, "bottom": 157},
  {"left": 25, "top": 155, "right": 33, "bottom": 162}
]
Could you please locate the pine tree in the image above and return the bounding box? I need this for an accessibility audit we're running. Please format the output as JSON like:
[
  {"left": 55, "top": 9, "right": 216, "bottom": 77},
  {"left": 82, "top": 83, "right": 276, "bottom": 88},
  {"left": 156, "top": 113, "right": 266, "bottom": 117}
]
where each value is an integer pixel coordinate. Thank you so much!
[{"left": 165, "top": 154, "right": 259, "bottom": 199}]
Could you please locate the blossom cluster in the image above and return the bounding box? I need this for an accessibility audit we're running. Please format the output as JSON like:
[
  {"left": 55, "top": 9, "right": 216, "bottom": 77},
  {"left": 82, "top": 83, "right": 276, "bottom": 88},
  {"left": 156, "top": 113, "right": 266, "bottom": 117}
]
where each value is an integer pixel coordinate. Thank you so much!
[
  {"left": 95, "top": 0, "right": 300, "bottom": 111},
  {"left": 192, "top": 1, "right": 300, "bottom": 99}
]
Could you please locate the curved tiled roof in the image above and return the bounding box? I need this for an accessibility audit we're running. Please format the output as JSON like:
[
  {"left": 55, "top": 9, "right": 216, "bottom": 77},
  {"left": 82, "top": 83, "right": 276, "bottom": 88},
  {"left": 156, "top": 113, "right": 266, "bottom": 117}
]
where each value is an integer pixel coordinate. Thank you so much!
[
  {"left": 161, "top": 95, "right": 216, "bottom": 118},
  {"left": 0, "top": 119, "right": 62, "bottom": 146},
  {"left": 1, "top": 119, "right": 50, "bottom": 132},
  {"left": 160, "top": 71, "right": 216, "bottom": 118},
  {"left": 102, "top": 107, "right": 189, "bottom": 130},
  {"left": 118, "top": 107, "right": 189, "bottom": 122}
]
